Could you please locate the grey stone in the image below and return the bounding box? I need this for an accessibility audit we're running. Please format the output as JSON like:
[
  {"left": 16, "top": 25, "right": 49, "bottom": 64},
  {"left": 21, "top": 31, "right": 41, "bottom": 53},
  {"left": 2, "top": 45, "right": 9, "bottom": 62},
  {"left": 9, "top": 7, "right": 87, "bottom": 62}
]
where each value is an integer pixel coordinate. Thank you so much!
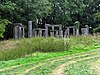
[{"left": 28, "top": 21, "right": 33, "bottom": 38}]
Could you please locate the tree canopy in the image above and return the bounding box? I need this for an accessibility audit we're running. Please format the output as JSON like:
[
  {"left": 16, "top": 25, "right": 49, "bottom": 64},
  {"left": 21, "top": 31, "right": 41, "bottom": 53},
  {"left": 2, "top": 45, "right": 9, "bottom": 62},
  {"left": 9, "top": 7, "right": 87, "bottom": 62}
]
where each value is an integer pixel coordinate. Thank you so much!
[{"left": 0, "top": 0, "right": 100, "bottom": 38}]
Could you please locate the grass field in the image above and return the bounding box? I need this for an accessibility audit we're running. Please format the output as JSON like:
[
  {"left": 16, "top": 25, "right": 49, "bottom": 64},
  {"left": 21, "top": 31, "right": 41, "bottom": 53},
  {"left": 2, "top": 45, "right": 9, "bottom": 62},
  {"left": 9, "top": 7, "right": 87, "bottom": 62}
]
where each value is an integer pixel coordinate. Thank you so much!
[
  {"left": 0, "top": 49, "right": 100, "bottom": 75},
  {"left": 0, "top": 35, "right": 100, "bottom": 75},
  {"left": 64, "top": 57, "right": 100, "bottom": 75}
]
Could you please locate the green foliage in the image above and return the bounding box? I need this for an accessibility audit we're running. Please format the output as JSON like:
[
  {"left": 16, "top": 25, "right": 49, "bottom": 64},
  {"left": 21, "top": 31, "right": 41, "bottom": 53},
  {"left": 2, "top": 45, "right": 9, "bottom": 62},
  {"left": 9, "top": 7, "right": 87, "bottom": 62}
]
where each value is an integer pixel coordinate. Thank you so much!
[
  {"left": 0, "top": 1, "right": 16, "bottom": 21},
  {"left": 74, "top": 21, "right": 80, "bottom": 28},
  {"left": 92, "top": 25, "right": 100, "bottom": 32},
  {"left": 0, "top": 19, "right": 11, "bottom": 38},
  {"left": 0, "top": 0, "right": 100, "bottom": 38},
  {"left": 92, "top": 12, "right": 100, "bottom": 32},
  {"left": 34, "top": 0, "right": 52, "bottom": 18},
  {"left": 93, "top": 12, "right": 100, "bottom": 22},
  {"left": 0, "top": 1, "right": 15, "bottom": 38},
  {"left": 0, "top": 1, "right": 16, "bottom": 11}
]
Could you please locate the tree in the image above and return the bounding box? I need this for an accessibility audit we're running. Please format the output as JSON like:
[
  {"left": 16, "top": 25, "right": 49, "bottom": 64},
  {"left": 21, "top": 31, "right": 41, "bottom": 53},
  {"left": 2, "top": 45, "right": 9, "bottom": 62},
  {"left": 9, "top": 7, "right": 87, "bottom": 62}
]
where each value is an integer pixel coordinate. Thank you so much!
[
  {"left": 0, "top": 1, "right": 15, "bottom": 38},
  {"left": 0, "top": 0, "right": 52, "bottom": 38},
  {"left": 0, "top": 19, "right": 11, "bottom": 38},
  {"left": 0, "top": 0, "right": 100, "bottom": 38}
]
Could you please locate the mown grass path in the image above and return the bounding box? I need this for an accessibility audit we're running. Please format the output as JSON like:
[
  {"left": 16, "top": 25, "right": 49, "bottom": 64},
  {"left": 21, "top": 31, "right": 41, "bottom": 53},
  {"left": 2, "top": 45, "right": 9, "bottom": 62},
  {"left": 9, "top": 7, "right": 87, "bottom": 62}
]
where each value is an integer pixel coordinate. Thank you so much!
[
  {"left": 90, "top": 58, "right": 100, "bottom": 75},
  {"left": 50, "top": 54, "right": 100, "bottom": 75},
  {"left": 0, "top": 49, "right": 100, "bottom": 75}
]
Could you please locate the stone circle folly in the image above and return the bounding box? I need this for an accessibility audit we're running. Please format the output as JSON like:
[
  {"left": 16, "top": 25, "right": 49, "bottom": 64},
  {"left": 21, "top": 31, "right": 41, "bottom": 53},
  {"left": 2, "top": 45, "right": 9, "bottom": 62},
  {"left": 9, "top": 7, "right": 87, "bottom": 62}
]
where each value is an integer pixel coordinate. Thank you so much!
[{"left": 13, "top": 21, "right": 89, "bottom": 39}]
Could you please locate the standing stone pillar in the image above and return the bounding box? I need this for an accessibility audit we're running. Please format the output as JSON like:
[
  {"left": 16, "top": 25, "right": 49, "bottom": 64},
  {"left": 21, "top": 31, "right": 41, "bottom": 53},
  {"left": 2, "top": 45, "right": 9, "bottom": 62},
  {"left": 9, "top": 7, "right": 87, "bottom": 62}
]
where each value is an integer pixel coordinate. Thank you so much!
[
  {"left": 73, "top": 27, "right": 76, "bottom": 35},
  {"left": 55, "top": 31, "right": 59, "bottom": 37},
  {"left": 59, "top": 26, "right": 62, "bottom": 38},
  {"left": 35, "top": 31, "right": 37, "bottom": 37},
  {"left": 39, "top": 29, "right": 42, "bottom": 37},
  {"left": 43, "top": 30, "right": 45, "bottom": 37},
  {"left": 85, "top": 25, "right": 89, "bottom": 35},
  {"left": 52, "top": 26, "right": 54, "bottom": 36},
  {"left": 22, "top": 27, "right": 25, "bottom": 38},
  {"left": 14, "top": 26, "right": 18, "bottom": 39},
  {"left": 45, "top": 25, "right": 48, "bottom": 37},
  {"left": 76, "top": 28, "right": 79, "bottom": 36},
  {"left": 81, "top": 28, "right": 86, "bottom": 35},
  {"left": 50, "top": 31, "right": 53, "bottom": 37},
  {"left": 67, "top": 28, "right": 70, "bottom": 38},
  {"left": 19, "top": 26, "right": 22, "bottom": 38},
  {"left": 28, "top": 21, "right": 33, "bottom": 38},
  {"left": 14, "top": 23, "right": 23, "bottom": 39},
  {"left": 74, "top": 21, "right": 80, "bottom": 36},
  {"left": 64, "top": 30, "right": 67, "bottom": 38},
  {"left": 60, "top": 31, "right": 63, "bottom": 38},
  {"left": 32, "top": 29, "right": 35, "bottom": 37}
]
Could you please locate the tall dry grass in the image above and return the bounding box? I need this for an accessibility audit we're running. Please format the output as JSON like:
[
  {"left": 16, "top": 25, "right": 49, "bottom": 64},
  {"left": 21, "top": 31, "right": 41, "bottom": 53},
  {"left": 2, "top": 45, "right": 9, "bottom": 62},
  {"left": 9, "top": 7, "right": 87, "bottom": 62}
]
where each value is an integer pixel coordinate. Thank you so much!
[{"left": 0, "top": 35, "right": 100, "bottom": 60}]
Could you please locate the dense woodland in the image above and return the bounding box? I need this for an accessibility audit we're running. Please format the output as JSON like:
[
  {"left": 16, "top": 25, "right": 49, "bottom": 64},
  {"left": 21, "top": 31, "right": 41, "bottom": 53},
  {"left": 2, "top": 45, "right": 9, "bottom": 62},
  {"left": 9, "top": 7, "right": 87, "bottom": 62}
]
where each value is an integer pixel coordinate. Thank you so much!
[{"left": 0, "top": 0, "right": 100, "bottom": 39}]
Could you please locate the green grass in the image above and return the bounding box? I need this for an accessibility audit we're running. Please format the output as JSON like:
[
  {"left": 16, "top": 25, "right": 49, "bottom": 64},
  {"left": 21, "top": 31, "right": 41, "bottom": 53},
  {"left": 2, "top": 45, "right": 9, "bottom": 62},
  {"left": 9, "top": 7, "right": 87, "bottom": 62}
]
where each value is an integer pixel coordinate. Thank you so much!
[
  {"left": 0, "top": 35, "right": 100, "bottom": 70},
  {"left": 0, "top": 47, "right": 99, "bottom": 69},
  {"left": 0, "top": 47, "right": 100, "bottom": 75},
  {"left": 27, "top": 51, "right": 100, "bottom": 75},
  {"left": 0, "top": 49, "right": 95, "bottom": 69},
  {"left": 64, "top": 57, "right": 99, "bottom": 75}
]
